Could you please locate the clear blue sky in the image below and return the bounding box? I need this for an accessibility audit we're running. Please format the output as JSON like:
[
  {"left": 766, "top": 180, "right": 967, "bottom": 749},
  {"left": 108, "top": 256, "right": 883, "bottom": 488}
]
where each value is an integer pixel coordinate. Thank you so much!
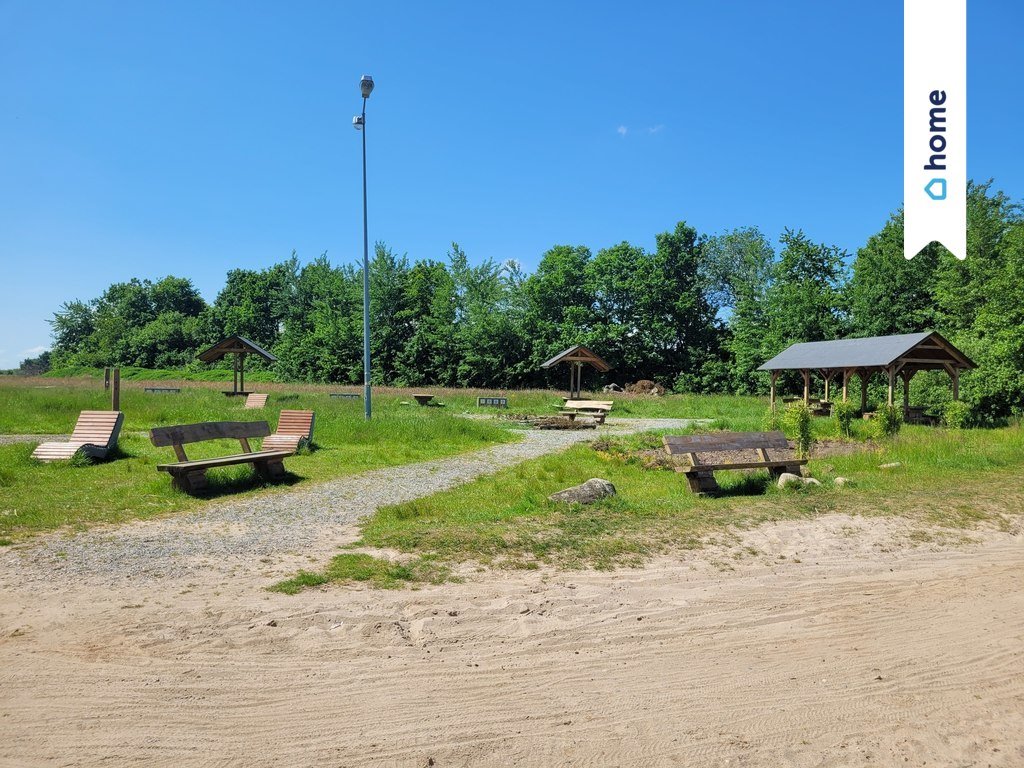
[{"left": 1, "top": 0, "right": 1021, "bottom": 368}]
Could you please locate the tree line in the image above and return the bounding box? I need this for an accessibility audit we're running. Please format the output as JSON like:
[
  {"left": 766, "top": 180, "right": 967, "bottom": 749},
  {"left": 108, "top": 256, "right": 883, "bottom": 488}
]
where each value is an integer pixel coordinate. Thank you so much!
[{"left": 44, "top": 181, "right": 1024, "bottom": 420}]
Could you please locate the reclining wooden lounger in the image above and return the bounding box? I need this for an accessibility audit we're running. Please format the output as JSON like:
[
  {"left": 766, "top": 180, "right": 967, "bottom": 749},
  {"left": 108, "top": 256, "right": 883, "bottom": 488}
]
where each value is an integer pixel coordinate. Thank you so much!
[
  {"left": 245, "top": 393, "right": 269, "bottom": 408},
  {"left": 262, "top": 410, "right": 315, "bottom": 452},
  {"left": 31, "top": 411, "right": 124, "bottom": 462}
]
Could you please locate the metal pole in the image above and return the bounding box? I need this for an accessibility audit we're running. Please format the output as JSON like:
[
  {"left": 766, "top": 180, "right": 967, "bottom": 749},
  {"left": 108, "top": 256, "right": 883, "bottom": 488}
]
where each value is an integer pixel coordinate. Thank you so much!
[{"left": 361, "top": 96, "right": 372, "bottom": 420}]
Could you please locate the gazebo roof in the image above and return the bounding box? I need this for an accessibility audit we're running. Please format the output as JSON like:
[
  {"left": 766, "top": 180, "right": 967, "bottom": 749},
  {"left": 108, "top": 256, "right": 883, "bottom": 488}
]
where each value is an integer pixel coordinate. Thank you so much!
[
  {"left": 197, "top": 335, "right": 277, "bottom": 364},
  {"left": 758, "top": 331, "right": 975, "bottom": 372},
  {"left": 540, "top": 344, "right": 611, "bottom": 372}
]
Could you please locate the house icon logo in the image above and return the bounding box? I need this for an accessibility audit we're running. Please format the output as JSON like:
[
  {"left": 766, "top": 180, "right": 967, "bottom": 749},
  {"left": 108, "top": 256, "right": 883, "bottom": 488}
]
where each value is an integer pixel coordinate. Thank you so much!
[{"left": 925, "top": 178, "right": 947, "bottom": 201}]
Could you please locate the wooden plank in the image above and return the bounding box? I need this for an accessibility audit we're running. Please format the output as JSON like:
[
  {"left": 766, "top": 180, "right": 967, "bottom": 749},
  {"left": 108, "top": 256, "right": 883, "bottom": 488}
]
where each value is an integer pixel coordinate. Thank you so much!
[
  {"left": 156, "top": 449, "right": 291, "bottom": 472},
  {"left": 244, "top": 393, "right": 269, "bottom": 408},
  {"left": 150, "top": 421, "right": 270, "bottom": 447},
  {"left": 684, "top": 459, "right": 807, "bottom": 472}
]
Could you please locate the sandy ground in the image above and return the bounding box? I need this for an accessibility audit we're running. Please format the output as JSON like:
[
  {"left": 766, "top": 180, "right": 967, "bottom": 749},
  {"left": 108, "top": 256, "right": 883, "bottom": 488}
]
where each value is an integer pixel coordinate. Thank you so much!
[{"left": 2, "top": 510, "right": 1023, "bottom": 767}]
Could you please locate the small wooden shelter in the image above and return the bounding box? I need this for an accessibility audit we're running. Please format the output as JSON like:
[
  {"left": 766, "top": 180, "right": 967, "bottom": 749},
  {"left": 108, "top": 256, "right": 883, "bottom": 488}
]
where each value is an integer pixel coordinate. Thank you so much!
[
  {"left": 197, "top": 336, "right": 277, "bottom": 396},
  {"left": 758, "top": 331, "right": 976, "bottom": 415},
  {"left": 541, "top": 345, "right": 611, "bottom": 398}
]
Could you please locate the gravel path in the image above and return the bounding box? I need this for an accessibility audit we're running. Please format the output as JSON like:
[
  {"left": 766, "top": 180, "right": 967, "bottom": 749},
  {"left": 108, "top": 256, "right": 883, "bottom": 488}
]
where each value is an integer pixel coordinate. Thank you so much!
[
  {"left": 0, "top": 434, "right": 67, "bottom": 445},
  {"left": 4, "top": 418, "right": 701, "bottom": 585}
]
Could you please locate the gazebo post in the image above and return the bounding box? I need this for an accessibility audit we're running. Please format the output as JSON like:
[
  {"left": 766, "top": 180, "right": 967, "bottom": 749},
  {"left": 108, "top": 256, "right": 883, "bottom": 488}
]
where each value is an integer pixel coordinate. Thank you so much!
[
  {"left": 232, "top": 354, "right": 239, "bottom": 395},
  {"left": 859, "top": 370, "right": 869, "bottom": 413},
  {"left": 841, "top": 369, "right": 850, "bottom": 402},
  {"left": 801, "top": 369, "right": 810, "bottom": 405},
  {"left": 886, "top": 366, "right": 895, "bottom": 406},
  {"left": 952, "top": 367, "right": 960, "bottom": 401},
  {"left": 239, "top": 352, "right": 246, "bottom": 395},
  {"left": 821, "top": 369, "right": 834, "bottom": 403},
  {"left": 769, "top": 371, "right": 779, "bottom": 411},
  {"left": 902, "top": 370, "right": 911, "bottom": 418}
]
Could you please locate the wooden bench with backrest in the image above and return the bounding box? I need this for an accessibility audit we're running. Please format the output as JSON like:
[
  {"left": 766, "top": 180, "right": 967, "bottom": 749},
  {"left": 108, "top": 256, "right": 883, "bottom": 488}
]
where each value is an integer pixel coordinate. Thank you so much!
[
  {"left": 662, "top": 430, "right": 806, "bottom": 494},
  {"left": 32, "top": 411, "right": 125, "bottom": 462},
  {"left": 559, "top": 399, "right": 613, "bottom": 424},
  {"left": 262, "top": 410, "right": 315, "bottom": 453},
  {"left": 149, "top": 421, "right": 292, "bottom": 493},
  {"left": 245, "top": 393, "right": 269, "bottom": 409}
]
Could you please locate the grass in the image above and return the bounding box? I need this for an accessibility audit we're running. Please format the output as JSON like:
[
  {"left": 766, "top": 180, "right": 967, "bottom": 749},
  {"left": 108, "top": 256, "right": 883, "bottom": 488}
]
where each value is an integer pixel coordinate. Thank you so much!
[
  {"left": 0, "top": 377, "right": 519, "bottom": 539},
  {"left": 275, "top": 423, "right": 1024, "bottom": 592},
  {"left": 269, "top": 553, "right": 451, "bottom": 593}
]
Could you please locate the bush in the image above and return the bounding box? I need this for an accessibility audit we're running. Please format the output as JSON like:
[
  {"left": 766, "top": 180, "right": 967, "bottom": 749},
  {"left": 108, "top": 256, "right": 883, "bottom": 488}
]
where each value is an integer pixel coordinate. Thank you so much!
[
  {"left": 874, "top": 404, "right": 903, "bottom": 438},
  {"left": 832, "top": 400, "right": 857, "bottom": 437},
  {"left": 783, "top": 402, "right": 813, "bottom": 458},
  {"left": 762, "top": 406, "right": 783, "bottom": 432},
  {"left": 942, "top": 400, "right": 973, "bottom": 429}
]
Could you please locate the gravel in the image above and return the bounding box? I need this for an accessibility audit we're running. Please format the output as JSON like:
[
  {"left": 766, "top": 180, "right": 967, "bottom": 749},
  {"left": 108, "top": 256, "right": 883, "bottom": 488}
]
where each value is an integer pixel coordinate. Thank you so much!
[{"left": 3, "top": 418, "right": 704, "bottom": 584}]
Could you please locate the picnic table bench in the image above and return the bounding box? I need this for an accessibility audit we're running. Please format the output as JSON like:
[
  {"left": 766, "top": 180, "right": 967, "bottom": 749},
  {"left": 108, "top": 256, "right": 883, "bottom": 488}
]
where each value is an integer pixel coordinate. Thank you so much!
[
  {"left": 662, "top": 430, "right": 806, "bottom": 494},
  {"left": 559, "top": 399, "right": 613, "bottom": 424},
  {"left": 144, "top": 387, "right": 180, "bottom": 394},
  {"left": 149, "top": 421, "right": 292, "bottom": 493}
]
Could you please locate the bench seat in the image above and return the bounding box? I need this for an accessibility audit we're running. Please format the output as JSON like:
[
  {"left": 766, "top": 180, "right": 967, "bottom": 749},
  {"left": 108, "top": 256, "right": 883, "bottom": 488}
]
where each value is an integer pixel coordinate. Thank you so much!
[
  {"left": 156, "top": 449, "right": 291, "bottom": 473},
  {"left": 663, "top": 431, "right": 805, "bottom": 494},
  {"left": 680, "top": 458, "right": 806, "bottom": 473}
]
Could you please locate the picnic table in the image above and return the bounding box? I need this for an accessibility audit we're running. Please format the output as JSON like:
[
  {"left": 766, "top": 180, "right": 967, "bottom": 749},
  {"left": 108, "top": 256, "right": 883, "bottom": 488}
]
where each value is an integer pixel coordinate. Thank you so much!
[{"left": 412, "top": 393, "right": 435, "bottom": 406}]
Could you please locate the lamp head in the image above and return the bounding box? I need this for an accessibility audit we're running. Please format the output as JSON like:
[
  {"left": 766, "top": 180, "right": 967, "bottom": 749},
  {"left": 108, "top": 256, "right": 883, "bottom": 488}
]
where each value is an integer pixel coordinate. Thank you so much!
[
  {"left": 360, "top": 75, "right": 374, "bottom": 99},
  {"left": 352, "top": 115, "right": 364, "bottom": 130}
]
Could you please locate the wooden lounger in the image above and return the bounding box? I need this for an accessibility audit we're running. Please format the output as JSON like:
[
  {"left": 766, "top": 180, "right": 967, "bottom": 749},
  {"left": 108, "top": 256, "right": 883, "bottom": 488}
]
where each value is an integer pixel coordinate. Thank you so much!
[
  {"left": 31, "top": 411, "right": 125, "bottom": 462},
  {"left": 245, "top": 393, "right": 269, "bottom": 409},
  {"left": 262, "top": 410, "right": 315, "bottom": 452}
]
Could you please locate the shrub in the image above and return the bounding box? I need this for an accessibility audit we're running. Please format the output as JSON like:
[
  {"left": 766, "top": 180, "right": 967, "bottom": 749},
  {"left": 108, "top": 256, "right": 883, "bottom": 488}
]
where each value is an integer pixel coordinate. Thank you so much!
[
  {"left": 832, "top": 400, "right": 857, "bottom": 437},
  {"left": 762, "top": 406, "right": 782, "bottom": 432},
  {"left": 942, "top": 400, "right": 973, "bottom": 429},
  {"left": 874, "top": 404, "right": 903, "bottom": 438},
  {"left": 782, "top": 402, "right": 813, "bottom": 458}
]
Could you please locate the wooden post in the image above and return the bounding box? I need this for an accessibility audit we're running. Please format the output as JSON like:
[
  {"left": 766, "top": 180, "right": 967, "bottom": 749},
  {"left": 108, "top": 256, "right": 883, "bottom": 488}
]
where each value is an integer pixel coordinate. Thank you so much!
[
  {"left": 842, "top": 369, "right": 850, "bottom": 402},
  {"left": 111, "top": 368, "right": 120, "bottom": 411},
  {"left": 860, "top": 371, "right": 869, "bottom": 413},
  {"left": 104, "top": 367, "right": 111, "bottom": 391},
  {"left": 769, "top": 371, "right": 779, "bottom": 411},
  {"left": 232, "top": 354, "right": 239, "bottom": 395},
  {"left": 952, "top": 367, "right": 960, "bottom": 400},
  {"left": 902, "top": 371, "right": 911, "bottom": 418},
  {"left": 886, "top": 366, "right": 895, "bottom": 406},
  {"left": 239, "top": 353, "right": 246, "bottom": 394},
  {"left": 802, "top": 369, "right": 810, "bottom": 405}
]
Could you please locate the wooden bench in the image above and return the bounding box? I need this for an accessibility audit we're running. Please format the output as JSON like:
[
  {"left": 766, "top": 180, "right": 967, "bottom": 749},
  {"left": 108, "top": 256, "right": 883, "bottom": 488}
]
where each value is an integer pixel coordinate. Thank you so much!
[
  {"left": 150, "top": 421, "right": 292, "bottom": 493},
  {"left": 32, "top": 411, "right": 124, "bottom": 462},
  {"left": 245, "top": 393, "right": 269, "bottom": 409},
  {"left": 330, "top": 393, "right": 361, "bottom": 399},
  {"left": 559, "top": 399, "right": 613, "bottom": 424},
  {"left": 662, "top": 431, "right": 807, "bottom": 494},
  {"left": 262, "top": 410, "right": 315, "bottom": 452},
  {"left": 144, "top": 387, "right": 181, "bottom": 394},
  {"left": 477, "top": 397, "right": 508, "bottom": 408}
]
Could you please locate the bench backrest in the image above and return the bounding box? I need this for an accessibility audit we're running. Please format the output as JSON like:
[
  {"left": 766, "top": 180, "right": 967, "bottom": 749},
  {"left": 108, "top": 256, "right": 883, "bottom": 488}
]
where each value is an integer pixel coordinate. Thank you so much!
[
  {"left": 663, "top": 430, "right": 789, "bottom": 456},
  {"left": 70, "top": 411, "right": 124, "bottom": 449},
  {"left": 564, "top": 400, "right": 613, "bottom": 411},
  {"left": 275, "top": 410, "right": 315, "bottom": 440},
  {"left": 245, "top": 393, "right": 269, "bottom": 408},
  {"left": 150, "top": 420, "right": 270, "bottom": 462}
]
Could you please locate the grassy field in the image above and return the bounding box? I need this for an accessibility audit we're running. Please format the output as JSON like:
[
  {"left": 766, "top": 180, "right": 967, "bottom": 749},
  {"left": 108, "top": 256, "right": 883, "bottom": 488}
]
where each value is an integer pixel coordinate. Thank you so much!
[
  {"left": 0, "top": 377, "right": 527, "bottom": 540},
  {"left": 273, "top": 423, "right": 1024, "bottom": 592}
]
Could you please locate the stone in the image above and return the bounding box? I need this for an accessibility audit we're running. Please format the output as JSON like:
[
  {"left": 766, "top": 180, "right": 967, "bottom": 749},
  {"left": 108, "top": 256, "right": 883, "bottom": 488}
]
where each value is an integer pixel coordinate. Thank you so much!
[
  {"left": 802, "top": 477, "right": 821, "bottom": 487},
  {"left": 777, "top": 473, "right": 803, "bottom": 489},
  {"left": 548, "top": 478, "right": 617, "bottom": 504},
  {"left": 602, "top": 383, "right": 623, "bottom": 393},
  {"left": 834, "top": 476, "right": 850, "bottom": 487},
  {"left": 878, "top": 462, "right": 902, "bottom": 469}
]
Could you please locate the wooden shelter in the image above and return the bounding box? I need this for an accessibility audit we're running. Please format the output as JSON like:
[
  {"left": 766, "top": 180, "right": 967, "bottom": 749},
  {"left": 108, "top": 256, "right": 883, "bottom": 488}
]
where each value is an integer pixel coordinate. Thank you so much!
[
  {"left": 197, "top": 336, "right": 277, "bottom": 396},
  {"left": 758, "top": 331, "right": 976, "bottom": 415},
  {"left": 541, "top": 345, "right": 611, "bottom": 398}
]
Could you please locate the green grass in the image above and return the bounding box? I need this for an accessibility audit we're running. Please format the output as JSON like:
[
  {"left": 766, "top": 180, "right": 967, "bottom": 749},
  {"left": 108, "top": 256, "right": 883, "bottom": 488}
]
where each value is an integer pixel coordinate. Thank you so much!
[
  {"left": 274, "top": 424, "right": 1024, "bottom": 592},
  {"left": 269, "top": 553, "right": 451, "bottom": 593},
  {"left": 0, "top": 377, "right": 519, "bottom": 539}
]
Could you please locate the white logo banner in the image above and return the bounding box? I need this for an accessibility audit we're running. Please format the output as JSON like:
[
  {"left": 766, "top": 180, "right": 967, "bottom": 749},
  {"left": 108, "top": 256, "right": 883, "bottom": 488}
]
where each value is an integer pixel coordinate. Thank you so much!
[{"left": 904, "top": 0, "right": 966, "bottom": 260}]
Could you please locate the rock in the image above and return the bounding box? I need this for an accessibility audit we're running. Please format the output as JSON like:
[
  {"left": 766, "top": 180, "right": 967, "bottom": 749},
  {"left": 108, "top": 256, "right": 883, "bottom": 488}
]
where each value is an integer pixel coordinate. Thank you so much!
[
  {"left": 548, "top": 478, "right": 616, "bottom": 504},
  {"left": 602, "top": 383, "right": 623, "bottom": 393},
  {"left": 802, "top": 477, "right": 821, "bottom": 487},
  {"left": 878, "top": 462, "right": 902, "bottom": 469},
  {"left": 834, "top": 476, "right": 850, "bottom": 487},
  {"left": 777, "top": 473, "right": 803, "bottom": 489}
]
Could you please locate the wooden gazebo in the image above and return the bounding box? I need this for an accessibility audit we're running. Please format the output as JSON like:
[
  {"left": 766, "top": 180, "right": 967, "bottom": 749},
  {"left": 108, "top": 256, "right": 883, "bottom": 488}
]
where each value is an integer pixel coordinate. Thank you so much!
[
  {"left": 541, "top": 345, "right": 611, "bottom": 398},
  {"left": 758, "top": 331, "right": 976, "bottom": 415},
  {"left": 197, "top": 336, "right": 277, "bottom": 396}
]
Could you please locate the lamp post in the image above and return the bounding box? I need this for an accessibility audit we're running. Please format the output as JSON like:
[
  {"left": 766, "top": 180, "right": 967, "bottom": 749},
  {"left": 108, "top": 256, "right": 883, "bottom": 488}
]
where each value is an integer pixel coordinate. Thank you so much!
[{"left": 353, "top": 74, "right": 374, "bottom": 420}]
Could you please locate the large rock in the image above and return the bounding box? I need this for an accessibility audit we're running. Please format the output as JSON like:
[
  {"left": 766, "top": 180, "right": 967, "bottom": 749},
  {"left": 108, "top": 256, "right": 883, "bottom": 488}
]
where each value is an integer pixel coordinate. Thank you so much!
[
  {"left": 777, "top": 472, "right": 803, "bottom": 489},
  {"left": 602, "top": 383, "right": 623, "bottom": 393},
  {"left": 548, "top": 478, "right": 617, "bottom": 504}
]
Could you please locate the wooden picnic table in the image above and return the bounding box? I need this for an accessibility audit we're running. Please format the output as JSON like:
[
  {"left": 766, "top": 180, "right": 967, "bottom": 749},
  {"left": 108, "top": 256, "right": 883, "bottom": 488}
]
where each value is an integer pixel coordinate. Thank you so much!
[{"left": 412, "top": 393, "right": 435, "bottom": 406}]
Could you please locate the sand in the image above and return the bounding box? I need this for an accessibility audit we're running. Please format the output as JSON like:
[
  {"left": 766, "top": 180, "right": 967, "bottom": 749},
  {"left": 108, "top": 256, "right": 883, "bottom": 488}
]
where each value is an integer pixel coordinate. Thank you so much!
[{"left": 2, "top": 511, "right": 1022, "bottom": 767}]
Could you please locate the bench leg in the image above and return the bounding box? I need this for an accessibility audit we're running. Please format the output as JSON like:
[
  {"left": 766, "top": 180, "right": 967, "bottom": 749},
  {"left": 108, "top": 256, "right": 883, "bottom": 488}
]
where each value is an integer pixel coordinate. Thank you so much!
[
  {"left": 685, "top": 471, "right": 719, "bottom": 495},
  {"left": 172, "top": 471, "right": 208, "bottom": 493},
  {"left": 254, "top": 459, "right": 287, "bottom": 481}
]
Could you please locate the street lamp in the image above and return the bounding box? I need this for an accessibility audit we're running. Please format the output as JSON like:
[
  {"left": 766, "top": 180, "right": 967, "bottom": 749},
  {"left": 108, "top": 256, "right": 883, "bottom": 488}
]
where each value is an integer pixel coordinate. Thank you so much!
[{"left": 353, "top": 74, "right": 374, "bottom": 420}]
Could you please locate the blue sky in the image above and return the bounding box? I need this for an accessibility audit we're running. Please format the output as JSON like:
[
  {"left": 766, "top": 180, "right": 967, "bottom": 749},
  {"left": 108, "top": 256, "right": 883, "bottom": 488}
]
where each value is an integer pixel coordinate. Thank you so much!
[{"left": 1, "top": 0, "right": 1021, "bottom": 369}]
